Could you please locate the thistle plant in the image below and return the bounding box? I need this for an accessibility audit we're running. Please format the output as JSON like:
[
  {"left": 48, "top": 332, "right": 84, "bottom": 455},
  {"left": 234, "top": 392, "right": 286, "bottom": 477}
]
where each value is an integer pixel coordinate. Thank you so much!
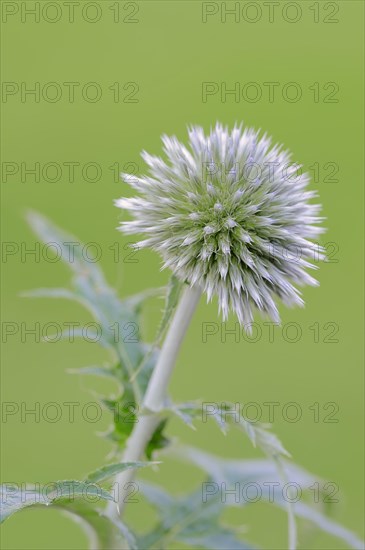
[{"left": 1, "top": 124, "right": 363, "bottom": 550}]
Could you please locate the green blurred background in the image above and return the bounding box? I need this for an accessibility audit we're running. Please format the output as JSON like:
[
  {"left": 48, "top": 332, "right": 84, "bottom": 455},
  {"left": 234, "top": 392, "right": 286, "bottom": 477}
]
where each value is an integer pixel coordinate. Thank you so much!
[{"left": 1, "top": 1, "right": 364, "bottom": 548}]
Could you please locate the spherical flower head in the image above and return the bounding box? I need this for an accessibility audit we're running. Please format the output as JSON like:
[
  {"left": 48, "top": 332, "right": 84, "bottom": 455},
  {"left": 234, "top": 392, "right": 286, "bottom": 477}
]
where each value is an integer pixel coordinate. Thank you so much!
[{"left": 116, "top": 123, "right": 325, "bottom": 327}]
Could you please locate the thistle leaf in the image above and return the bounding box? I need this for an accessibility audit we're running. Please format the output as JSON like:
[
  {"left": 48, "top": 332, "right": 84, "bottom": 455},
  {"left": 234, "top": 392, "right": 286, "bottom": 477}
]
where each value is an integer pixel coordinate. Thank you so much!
[
  {"left": 172, "top": 446, "right": 364, "bottom": 550},
  {"left": 0, "top": 484, "right": 137, "bottom": 550},
  {"left": 85, "top": 462, "right": 157, "bottom": 484},
  {"left": 26, "top": 211, "right": 106, "bottom": 285},
  {"left": 21, "top": 288, "right": 79, "bottom": 300},
  {"left": 145, "top": 419, "right": 170, "bottom": 460},
  {"left": 156, "top": 275, "right": 183, "bottom": 342},
  {"left": 68, "top": 365, "right": 119, "bottom": 380},
  {"left": 123, "top": 287, "right": 165, "bottom": 314},
  {"left": 0, "top": 481, "right": 114, "bottom": 524},
  {"left": 162, "top": 400, "right": 290, "bottom": 458},
  {"left": 25, "top": 211, "right": 164, "bottom": 405},
  {"left": 138, "top": 482, "right": 255, "bottom": 550}
]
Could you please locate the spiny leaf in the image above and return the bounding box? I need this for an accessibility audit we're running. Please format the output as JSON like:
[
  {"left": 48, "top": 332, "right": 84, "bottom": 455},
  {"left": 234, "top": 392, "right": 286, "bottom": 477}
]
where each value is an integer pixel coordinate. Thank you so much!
[
  {"left": 101, "top": 396, "right": 136, "bottom": 447},
  {"left": 125, "top": 275, "right": 182, "bottom": 395},
  {"left": 288, "top": 501, "right": 364, "bottom": 550},
  {"left": 42, "top": 328, "right": 104, "bottom": 344},
  {"left": 63, "top": 504, "right": 139, "bottom": 550},
  {"left": 155, "top": 275, "right": 183, "bottom": 343},
  {"left": 145, "top": 419, "right": 170, "bottom": 460},
  {"left": 163, "top": 400, "right": 290, "bottom": 458},
  {"left": 0, "top": 481, "right": 114, "bottom": 524},
  {"left": 244, "top": 423, "right": 290, "bottom": 459},
  {"left": 26, "top": 211, "right": 106, "bottom": 285},
  {"left": 125, "top": 345, "right": 159, "bottom": 399},
  {"left": 25, "top": 211, "right": 165, "bottom": 405},
  {"left": 108, "top": 516, "right": 138, "bottom": 550},
  {"left": 21, "top": 288, "right": 80, "bottom": 300},
  {"left": 178, "top": 531, "right": 255, "bottom": 550},
  {"left": 123, "top": 287, "right": 165, "bottom": 314},
  {"left": 138, "top": 481, "right": 255, "bottom": 550},
  {"left": 85, "top": 462, "right": 157, "bottom": 484},
  {"left": 159, "top": 400, "right": 202, "bottom": 429},
  {"left": 171, "top": 446, "right": 364, "bottom": 550},
  {"left": 102, "top": 348, "right": 160, "bottom": 448},
  {"left": 195, "top": 403, "right": 293, "bottom": 546},
  {"left": 203, "top": 402, "right": 290, "bottom": 458},
  {"left": 68, "top": 365, "right": 119, "bottom": 381},
  {"left": 1, "top": 489, "right": 136, "bottom": 550}
]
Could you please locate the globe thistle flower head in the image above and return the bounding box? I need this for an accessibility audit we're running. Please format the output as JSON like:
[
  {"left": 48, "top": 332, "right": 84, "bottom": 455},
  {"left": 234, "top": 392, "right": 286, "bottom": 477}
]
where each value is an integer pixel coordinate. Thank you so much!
[{"left": 116, "top": 123, "right": 325, "bottom": 327}]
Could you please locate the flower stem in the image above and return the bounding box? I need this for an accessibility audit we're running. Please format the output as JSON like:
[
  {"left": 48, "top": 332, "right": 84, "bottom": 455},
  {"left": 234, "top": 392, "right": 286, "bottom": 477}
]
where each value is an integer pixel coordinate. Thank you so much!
[
  {"left": 107, "top": 284, "right": 202, "bottom": 519},
  {"left": 275, "top": 458, "right": 297, "bottom": 550}
]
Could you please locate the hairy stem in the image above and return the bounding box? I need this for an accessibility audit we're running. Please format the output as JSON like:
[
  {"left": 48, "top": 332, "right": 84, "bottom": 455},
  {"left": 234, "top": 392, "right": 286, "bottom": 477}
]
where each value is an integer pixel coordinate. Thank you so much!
[{"left": 107, "top": 284, "right": 201, "bottom": 520}]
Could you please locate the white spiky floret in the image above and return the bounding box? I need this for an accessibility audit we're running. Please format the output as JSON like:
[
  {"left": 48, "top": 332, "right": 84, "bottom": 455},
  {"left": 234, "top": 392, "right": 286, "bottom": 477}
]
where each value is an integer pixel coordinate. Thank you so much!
[{"left": 116, "top": 123, "right": 325, "bottom": 327}]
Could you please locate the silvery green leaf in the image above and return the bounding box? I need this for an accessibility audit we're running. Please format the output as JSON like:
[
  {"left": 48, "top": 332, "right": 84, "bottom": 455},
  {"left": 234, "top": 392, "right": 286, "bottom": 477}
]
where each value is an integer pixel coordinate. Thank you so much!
[
  {"left": 138, "top": 482, "right": 255, "bottom": 550},
  {"left": 123, "top": 287, "right": 165, "bottom": 313},
  {"left": 85, "top": 461, "right": 157, "bottom": 484},
  {"left": 0, "top": 481, "right": 114, "bottom": 524},
  {"left": 26, "top": 211, "right": 107, "bottom": 285},
  {"left": 183, "top": 403, "right": 292, "bottom": 546},
  {"left": 102, "top": 347, "right": 160, "bottom": 448},
  {"left": 160, "top": 399, "right": 202, "bottom": 428},
  {"left": 59, "top": 501, "right": 122, "bottom": 550},
  {"left": 108, "top": 516, "right": 138, "bottom": 550},
  {"left": 290, "top": 501, "right": 364, "bottom": 550},
  {"left": 245, "top": 423, "right": 291, "bottom": 458},
  {"left": 126, "top": 276, "right": 183, "bottom": 399},
  {"left": 21, "top": 287, "right": 79, "bottom": 300},
  {"left": 25, "top": 211, "right": 164, "bottom": 404},
  {"left": 145, "top": 419, "right": 170, "bottom": 460},
  {"left": 173, "top": 447, "right": 364, "bottom": 549},
  {"left": 42, "top": 328, "right": 104, "bottom": 344},
  {"left": 60, "top": 503, "right": 138, "bottom": 550},
  {"left": 68, "top": 365, "right": 119, "bottom": 380},
  {"left": 1, "top": 487, "right": 135, "bottom": 550},
  {"left": 195, "top": 402, "right": 290, "bottom": 457},
  {"left": 178, "top": 531, "right": 255, "bottom": 550},
  {"left": 156, "top": 275, "right": 183, "bottom": 342}
]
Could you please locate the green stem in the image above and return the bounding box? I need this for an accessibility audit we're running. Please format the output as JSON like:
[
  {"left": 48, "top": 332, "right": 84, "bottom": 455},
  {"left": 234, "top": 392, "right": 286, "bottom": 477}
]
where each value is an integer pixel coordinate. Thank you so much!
[
  {"left": 275, "top": 457, "right": 297, "bottom": 550},
  {"left": 106, "top": 284, "right": 202, "bottom": 520}
]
